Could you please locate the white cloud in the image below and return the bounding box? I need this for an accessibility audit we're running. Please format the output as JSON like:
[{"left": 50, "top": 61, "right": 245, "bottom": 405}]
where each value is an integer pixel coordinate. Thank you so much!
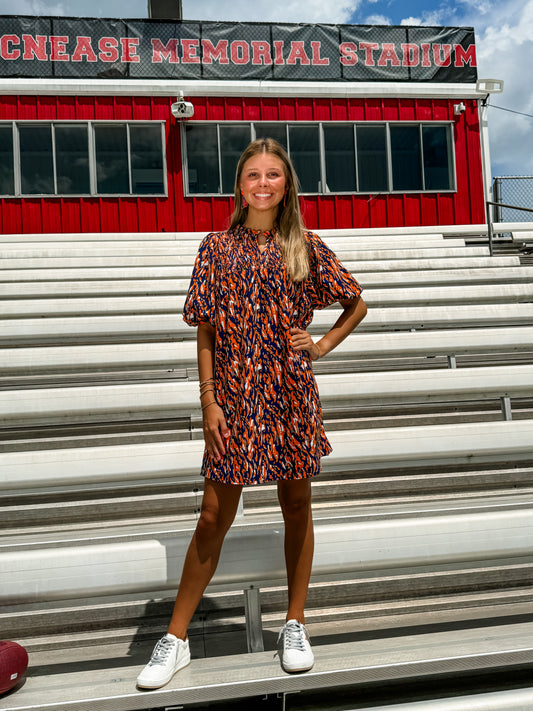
[
  {"left": 181, "top": 0, "right": 359, "bottom": 23},
  {"left": 395, "top": 0, "right": 533, "bottom": 176},
  {"left": 400, "top": 7, "right": 454, "bottom": 27},
  {"left": 456, "top": 0, "right": 490, "bottom": 15},
  {"left": 0, "top": 0, "right": 530, "bottom": 177},
  {"left": 0, "top": 0, "right": 148, "bottom": 15},
  {"left": 0, "top": 0, "right": 67, "bottom": 13},
  {"left": 365, "top": 13, "right": 391, "bottom": 25},
  {"left": 474, "top": 0, "right": 533, "bottom": 175}
]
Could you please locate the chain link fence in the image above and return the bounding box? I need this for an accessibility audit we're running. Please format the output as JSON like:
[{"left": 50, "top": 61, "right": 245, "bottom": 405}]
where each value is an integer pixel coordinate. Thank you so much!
[{"left": 493, "top": 176, "right": 533, "bottom": 222}]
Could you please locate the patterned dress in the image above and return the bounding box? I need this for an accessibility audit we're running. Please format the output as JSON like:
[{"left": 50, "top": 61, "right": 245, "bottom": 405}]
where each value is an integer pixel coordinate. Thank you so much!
[{"left": 183, "top": 224, "right": 362, "bottom": 486}]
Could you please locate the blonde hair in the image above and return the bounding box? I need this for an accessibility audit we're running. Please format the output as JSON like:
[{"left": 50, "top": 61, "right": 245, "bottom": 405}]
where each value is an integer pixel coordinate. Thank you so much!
[{"left": 230, "top": 138, "right": 309, "bottom": 282}]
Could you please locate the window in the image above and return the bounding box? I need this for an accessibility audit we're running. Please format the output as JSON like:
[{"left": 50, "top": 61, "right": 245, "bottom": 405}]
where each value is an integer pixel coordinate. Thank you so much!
[
  {"left": 19, "top": 124, "right": 54, "bottom": 195},
  {"left": 0, "top": 121, "right": 166, "bottom": 197},
  {"left": 95, "top": 125, "right": 129, "bottom": 194},
  {"left": 183, "top": 121, "right": 455, "bottom": 196},
  {"left": 220, "top": 125, "right": 251, "bottom": 194},
  {"left": 289, "top": 125, "right": 321, "bottom": 193},
  {"left": 0, "top": 125, "right": 14, "bottom": 195},
  {"left": 423, "top": 125, "right": 453, "bottom": 191},
  {"left": 324, "top": 125, "right": 356, "bottom": 192},
  {"left": 356, "top": 125, "right": 388, "bottom": 193},
  {"left": 130, "top": 124, "right": 165, "bottom": 195},
  {"left": 390, "top": 125, "right": 423, "bottom": 191},
  {"left": 185, "top": 124, "right": 219, "bottom": 195},
  {"left": 253, "top": 123, "right": 287, "bottom": 149},
  {"left": 55, "top": 125, "right": 90, "bottom": 195}
]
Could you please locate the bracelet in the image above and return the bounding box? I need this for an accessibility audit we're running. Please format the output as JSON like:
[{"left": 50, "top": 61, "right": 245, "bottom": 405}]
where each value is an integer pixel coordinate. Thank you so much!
[
  {"left": 200, "top": 388, "right": 215, "bottom": 397},
  {"left": 199, "top": 379, "right": 215, "bottom": 396},
  {"left": 314, "top": 342, "right": 322, "bottom": 360},
  {"left": 201, "top": 400, "right": 218, "bottom": 412}
]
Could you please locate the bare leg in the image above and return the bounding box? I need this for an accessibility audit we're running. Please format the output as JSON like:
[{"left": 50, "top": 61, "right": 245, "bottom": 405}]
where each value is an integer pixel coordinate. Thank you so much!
[
  {"left": 277, "top": 478, "right": 314, "bottom": 624},
  {"left": 167, "top": 478, "right": 243, "bottom": 640}
]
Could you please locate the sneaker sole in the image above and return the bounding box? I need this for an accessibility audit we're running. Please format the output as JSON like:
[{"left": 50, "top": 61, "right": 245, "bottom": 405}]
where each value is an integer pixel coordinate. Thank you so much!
[
  {"left": 282, "top": 661, "right": 314, "bottom": 673},
  {"left": 136, "top": 654, "right": 191, "bottom": 689}
]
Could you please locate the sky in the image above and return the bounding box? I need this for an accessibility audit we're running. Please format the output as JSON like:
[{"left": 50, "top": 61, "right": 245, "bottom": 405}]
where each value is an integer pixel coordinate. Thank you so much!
[{"left": 1, "top": 0, "right": 532, "bottom": 179}]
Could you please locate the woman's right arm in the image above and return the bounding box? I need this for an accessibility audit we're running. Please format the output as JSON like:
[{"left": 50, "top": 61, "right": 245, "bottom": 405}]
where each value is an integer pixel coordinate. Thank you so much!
[{"left": 198, "top": 322, "right": 230, "bottom": 462}]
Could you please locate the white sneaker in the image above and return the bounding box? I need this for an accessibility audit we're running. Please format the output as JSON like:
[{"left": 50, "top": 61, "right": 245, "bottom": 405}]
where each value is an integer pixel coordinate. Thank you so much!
[
  {"left": 136, "top": 633, "right": 191, "bottom": 689},
  {"left": 278, "top": 619, "right": 314, "bottom": 673}
]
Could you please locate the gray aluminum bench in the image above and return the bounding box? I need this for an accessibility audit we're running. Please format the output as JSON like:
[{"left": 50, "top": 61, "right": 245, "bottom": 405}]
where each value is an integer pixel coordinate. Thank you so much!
[
  {"left": 2, "top": 364, "right": 532, "bottom": 427},
  {"left": 512, "top": 231, "right": 533, "bottom": 253},
  {"left": 0, "top": 256, "right": 522, "bottom": 283},
  {"left": 2, "top": 283, "right": 533, "bottom": 311},
  {"left": 2, "top": 492, "right": 533, "bottom": 603},
  {"left": 2, "top": 326, "right": 533, "bottom": 376},
  {"left": 0, "top": 236, "right": 461, "bottom": 256},
  {"left": 2, "top": 266, "right": 533, "bottom": 296},
  {"left": 0, "top": 623, "right": 532, "bottom": 711},
  {"left": 2, "top": 304, "right": 533, "bottom": 345},
  {"left": 0, "top": 246, "right": 491, "bottom": 269},
  {"left": 0, "top": 229, "right": 447, "bottom": 243},
  {"left": 0, "top": 254, "right": 520, "bottom": 271},
  {"left": 2, "top": 420, "right": 532, "bottom": 494}
]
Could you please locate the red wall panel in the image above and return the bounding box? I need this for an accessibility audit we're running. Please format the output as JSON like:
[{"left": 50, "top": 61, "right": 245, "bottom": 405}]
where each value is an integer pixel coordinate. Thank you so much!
[
  {"left": 37, "top": 95, "right": 57, "bottom": 119},
  {"left": 41, "top": 200, "right": 62, "bottom": 233},
  {"left": 76, "top": 96, "right": 96, "bottom": 120},
  {"left": 353, "top": 196, "right": 371, "bottom": 229},
  {"left": 369, "top": 195, "right": 387, "bottom": 228},
  {"left": 314, "top": 98, "right": 331, "bottom": 121},
  {"left": 347, "top": 99, "right": 365, "bottom": 121},
  {"left": 243, "top": 98, "right": 261, "bottom": 122},
  {"left": 0, "top": 94, "right": 485, "bottom": 234},
  {"left": 331, "top": 99, "right": 348, "bottom": 121},
  {"left": 261, "top": 98, "right": 279, "bottom": 121},
  {"left": 383, "top": 99, "right": 399, "bottom": 121},
  {"left": 119, "top": 198, "right": 140, "bottom": 233},
  {"left": 80, "top": 199, "right": 101, "bottom": 232},
  {"left": 334, "top": 196, "right": 353, "bottom": 228},
  {"left": 316, "top": 196, "right": 335, "bottom": 229},
  {"left": 2, "top": 199, "right": 22, "bottom": 233},
  {"left": 0, "top": 95, "right": 17, "bottom": 119},
  {"left": 420, "top": 194, "right": 438, "bottom": 226}
]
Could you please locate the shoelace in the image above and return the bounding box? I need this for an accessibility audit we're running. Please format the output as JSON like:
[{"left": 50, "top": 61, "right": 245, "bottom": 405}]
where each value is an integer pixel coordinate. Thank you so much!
[
  {"left": 149, "top": 637, "right": 174, "bottom": 666},
  {"left": 280, "top": 622, "right": 306, "bottom": 651}
]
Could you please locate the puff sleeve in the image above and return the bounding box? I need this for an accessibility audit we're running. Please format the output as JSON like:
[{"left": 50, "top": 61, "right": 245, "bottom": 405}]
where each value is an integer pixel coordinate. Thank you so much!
[
  {"left": 182, "top": 232, "right": 218, "bottom": 327},
  {"left": 306, "top": 232, "right": 363, "bottom": 310}
]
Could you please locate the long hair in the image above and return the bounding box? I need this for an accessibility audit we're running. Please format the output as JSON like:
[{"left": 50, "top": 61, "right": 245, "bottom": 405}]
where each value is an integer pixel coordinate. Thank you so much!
[{"left": 230, "top": 138, "right": 309, "bottom": 282}]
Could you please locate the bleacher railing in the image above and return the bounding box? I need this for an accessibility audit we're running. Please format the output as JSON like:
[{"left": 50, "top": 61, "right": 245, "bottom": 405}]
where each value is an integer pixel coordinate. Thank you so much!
[
  {"left": 485, "top": 199, "right": 533, "bottom": 256},
  {"left": 493, "top": 176, "right": 533, "bottom": 222}
]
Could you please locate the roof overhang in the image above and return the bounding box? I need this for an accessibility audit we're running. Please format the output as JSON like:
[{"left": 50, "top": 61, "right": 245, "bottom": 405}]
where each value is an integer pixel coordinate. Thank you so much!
[{"left": 0, "top": 78, "right": 484, "bottom": 100}]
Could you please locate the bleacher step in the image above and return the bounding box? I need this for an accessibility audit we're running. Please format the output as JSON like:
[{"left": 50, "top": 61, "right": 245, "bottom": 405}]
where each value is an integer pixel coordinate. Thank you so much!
[
  {"left": 3, "top": 465, "right": 533, "bottom": 530},
  {"left": 2, "top": 267, "right": 533, "bottom": 294},
  {"left": 2, "top": 559, "right": 532, "bottom": 642},
  {"left": 1, "top": 620, "right": 531, "bottom": 711}
]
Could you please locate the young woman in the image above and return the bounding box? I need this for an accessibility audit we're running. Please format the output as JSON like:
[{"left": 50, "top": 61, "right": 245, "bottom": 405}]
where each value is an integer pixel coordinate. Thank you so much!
[{"left": 137, "top": 138, "right": 367, "bottom": 689}]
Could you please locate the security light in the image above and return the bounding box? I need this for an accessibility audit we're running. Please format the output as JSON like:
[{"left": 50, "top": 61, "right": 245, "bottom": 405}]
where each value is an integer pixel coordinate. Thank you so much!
[
  {"left": 171, "top": 93, "right": 194, "bottom": 119},
  {"left": 476, "top": 79, "right": 504, "bottom": 94}
]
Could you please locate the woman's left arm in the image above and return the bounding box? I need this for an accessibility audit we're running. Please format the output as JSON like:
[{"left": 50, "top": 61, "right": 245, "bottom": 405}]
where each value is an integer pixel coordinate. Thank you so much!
[{"left": 290, "top": 296, "right": 367, "bottom": 361}]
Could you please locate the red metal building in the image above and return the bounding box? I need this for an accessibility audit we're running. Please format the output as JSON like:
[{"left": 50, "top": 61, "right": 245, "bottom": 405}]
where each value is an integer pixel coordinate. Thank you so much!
[{"left": 0, "top": 16, "right": 488, "bottom": 234}]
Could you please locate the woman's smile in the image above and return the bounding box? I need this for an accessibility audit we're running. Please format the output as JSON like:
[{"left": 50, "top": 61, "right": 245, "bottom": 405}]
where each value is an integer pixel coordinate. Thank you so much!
[{"left": 240, "top": 152, "right": 286, "bottom": 217}]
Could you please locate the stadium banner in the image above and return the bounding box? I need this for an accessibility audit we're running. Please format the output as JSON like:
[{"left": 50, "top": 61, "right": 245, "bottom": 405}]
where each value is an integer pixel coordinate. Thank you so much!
[{"left": 0, "top": 17, "right": 477, "bottom": 82}]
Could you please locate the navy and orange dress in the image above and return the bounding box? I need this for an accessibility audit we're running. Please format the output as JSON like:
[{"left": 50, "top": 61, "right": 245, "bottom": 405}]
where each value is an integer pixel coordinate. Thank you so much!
[{"left": 183, "top": 224, "right": 362, "bottom": 486}]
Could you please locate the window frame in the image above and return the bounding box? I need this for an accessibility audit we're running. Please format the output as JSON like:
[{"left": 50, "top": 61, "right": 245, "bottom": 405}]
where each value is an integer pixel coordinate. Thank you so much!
[
  {"left": 0, "top": 120, "right": 167, "bottom": 198},
  {"left": 181, "top": 120, "right": 457, "bottom": 197}
]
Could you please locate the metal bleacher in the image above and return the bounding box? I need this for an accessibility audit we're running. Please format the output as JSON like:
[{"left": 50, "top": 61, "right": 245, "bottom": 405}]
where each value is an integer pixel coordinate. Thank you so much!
[{"left": 1, "top": 226, "right": 533, "bottom": 711}]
